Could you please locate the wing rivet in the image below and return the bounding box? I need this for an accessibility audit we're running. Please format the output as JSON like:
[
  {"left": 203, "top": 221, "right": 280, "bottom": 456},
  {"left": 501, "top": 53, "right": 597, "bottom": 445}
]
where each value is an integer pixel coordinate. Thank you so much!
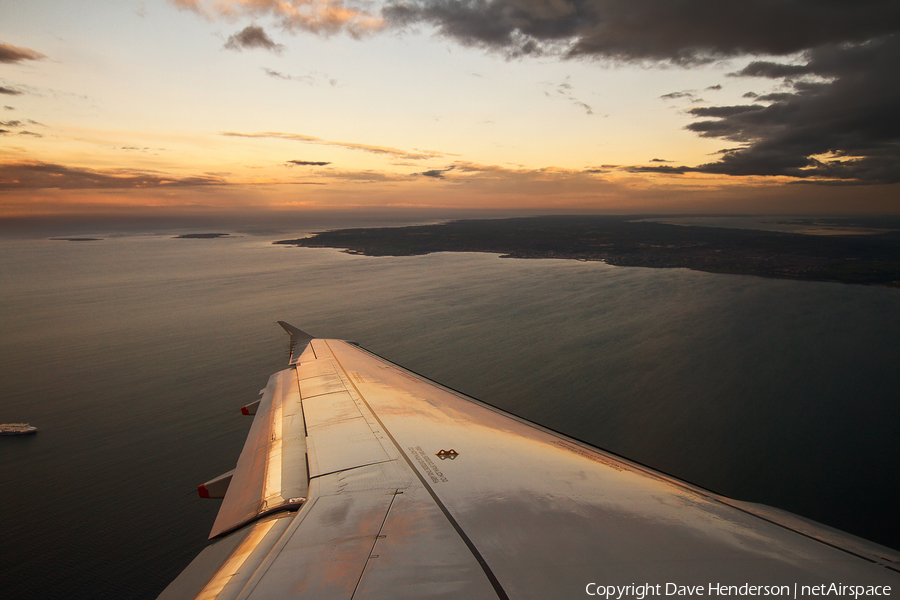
[{"left": 436, "top": 449, "right": 459, "bottom": 460}]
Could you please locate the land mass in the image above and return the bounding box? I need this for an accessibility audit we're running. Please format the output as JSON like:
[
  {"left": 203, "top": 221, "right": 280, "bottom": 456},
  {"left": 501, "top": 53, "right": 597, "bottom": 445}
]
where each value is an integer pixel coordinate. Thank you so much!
[
  {"left": 275, "top": 216, "right": 900, "bottom": 287},
  {"left": 49, "top": 237, "right": 102, "bottom": 242},
  {"left": 173, "top": 233, "right": 231, "bottom": 239}
]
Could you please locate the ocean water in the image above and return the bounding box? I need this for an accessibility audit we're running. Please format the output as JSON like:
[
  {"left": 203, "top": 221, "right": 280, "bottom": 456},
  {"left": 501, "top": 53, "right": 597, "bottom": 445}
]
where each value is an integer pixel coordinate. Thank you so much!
[{"left": 1, "top": 229, "right": 898, "bottom": 599}]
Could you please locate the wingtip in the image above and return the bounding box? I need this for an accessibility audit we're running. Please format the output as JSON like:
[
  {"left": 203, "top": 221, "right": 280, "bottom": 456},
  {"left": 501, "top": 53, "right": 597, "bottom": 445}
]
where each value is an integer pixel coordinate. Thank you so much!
[{"left": 277, "top": 321, "right": 314, "bottom": 341}]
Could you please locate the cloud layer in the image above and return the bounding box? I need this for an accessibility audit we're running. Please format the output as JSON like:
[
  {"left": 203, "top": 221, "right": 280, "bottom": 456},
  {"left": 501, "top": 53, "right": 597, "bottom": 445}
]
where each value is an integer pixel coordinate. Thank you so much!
[
  {"left": 222, "top": 131, "right": 443, "bottom": 159},
  {"left": 688, "top": 36, "right": 900, "bottom": 183},
  {"left": 383, "top": 0, "right": 900, "bottom": 62},
  {"left": 172, "top": 0, "right": 383, "bottom": 37},
  {"left": 0, "top": 161, "right": 226, "bottom": 190},
  {"left": 623, "top": 36, "right": 899, "bottom": 184}
]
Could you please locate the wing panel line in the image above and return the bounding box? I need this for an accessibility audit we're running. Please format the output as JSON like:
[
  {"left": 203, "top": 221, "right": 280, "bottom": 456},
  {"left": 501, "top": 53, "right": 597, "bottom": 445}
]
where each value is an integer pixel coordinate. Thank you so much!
[
  {"left": 307, "top": 458, "right": 397, "bottom": 481},
  {"left": 350, "top": 489, "right": 403, "bottom": 600},
  {"left": 325, "top": 340, "right": 510, "bottom": 600}
]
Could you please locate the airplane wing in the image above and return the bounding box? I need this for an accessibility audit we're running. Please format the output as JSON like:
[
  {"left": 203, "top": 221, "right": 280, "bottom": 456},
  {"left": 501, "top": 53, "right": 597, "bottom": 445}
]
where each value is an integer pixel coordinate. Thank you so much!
[{"left": 159, "top": 323, "right": 900, "bottom": 599}]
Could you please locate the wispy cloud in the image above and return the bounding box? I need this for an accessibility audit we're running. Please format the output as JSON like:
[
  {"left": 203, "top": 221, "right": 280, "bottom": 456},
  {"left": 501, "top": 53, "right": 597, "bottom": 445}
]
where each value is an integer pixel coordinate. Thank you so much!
[
  {"left": 0, "top": 119, "right": 45, "bottom": 137},
  {"left": 623, "top": 165, "right": 691, "bottom": 175},
  {"left": 224, "top": 25, "right": 284, "bottom": 52},
  {"left": 0, "top": 86, "right": 23, "bottom": 96},
  {"left": 544, "top": 76, "right": 593, "bottom": 115},
  {"left": 287, "top": 159, "right": 331, "bottom": 166},
  {"left": 0, "top": 161, "right": 227, "bottom": 190},
  {"left": 0, "top": 42, "right": 45, "bottom": 64},
  {"left": 222, "top": 131, "right": 443, "bottom": 160},
  {"left": 416, "top": 165, "right": 455, "bottom": 178},
  {"left": 660, "top": 90, "right": 703, "bottom": 103},
  {"left": 263, "top": 68, "right": 336, "bottom": 86}
]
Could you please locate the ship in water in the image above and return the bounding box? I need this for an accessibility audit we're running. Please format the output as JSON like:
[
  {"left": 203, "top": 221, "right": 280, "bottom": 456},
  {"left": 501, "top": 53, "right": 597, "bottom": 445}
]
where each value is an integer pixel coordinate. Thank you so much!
[{"left": 0, "top": 423, "right": 37, "bottom": 435}]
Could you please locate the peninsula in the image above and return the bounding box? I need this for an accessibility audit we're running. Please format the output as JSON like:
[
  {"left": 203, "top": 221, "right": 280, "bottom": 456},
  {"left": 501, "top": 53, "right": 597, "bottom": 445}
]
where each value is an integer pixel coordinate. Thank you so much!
[
  {"left": 275, "top": 216, "right": 900, "bottom": 287},
  {"left": 173, "top": 233, "right": 231, "bottom": 239}
]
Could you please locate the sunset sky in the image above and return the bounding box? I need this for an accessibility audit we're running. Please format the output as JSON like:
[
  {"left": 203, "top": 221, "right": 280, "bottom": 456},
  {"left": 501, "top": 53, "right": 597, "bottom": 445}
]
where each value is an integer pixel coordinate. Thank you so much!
[{"left": 2, "top": 0, "right": 898, "bottom": 217}]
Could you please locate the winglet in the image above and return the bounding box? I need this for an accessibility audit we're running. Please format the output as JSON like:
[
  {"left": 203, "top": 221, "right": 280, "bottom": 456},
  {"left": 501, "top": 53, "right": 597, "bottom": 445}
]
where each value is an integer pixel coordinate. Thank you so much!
[
  {"left": 277, "top": 321, "right": 314, "bottom": 342},
  {"left": 278, "top": 321, "right": 315, "bottom": 365}
]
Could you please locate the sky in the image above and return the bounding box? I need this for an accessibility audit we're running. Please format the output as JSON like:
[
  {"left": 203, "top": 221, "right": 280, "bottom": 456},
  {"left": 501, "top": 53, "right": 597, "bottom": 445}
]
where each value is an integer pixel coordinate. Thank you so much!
[{"left": 1, "top": 0, "right": 899, "bottom": 218}]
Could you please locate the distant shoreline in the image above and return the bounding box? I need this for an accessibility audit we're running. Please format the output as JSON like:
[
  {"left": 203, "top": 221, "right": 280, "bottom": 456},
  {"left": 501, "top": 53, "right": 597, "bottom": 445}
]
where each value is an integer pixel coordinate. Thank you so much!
[
  {"left": 275, "top": 216, "right": 900, "bottom": 288},
  {"left": 173, "top": 233, "right": 231, "bottom": 239}
]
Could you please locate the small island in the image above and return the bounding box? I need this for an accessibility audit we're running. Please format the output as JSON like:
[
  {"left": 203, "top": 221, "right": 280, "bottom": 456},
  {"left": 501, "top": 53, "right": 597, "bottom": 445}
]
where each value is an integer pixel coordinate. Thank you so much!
[
  {"left": 275, "top": 216, "right": 900, "bottom": 287},
  {"left": 173, "top": 233, "right": 231, "bottom": 239},
  {"left": 49, "top": 237, "right": 102, "bottom": 242}
]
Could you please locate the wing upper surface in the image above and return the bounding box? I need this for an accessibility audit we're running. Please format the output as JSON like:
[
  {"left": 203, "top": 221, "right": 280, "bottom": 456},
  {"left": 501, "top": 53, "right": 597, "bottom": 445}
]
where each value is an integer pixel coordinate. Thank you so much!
[{"left": 160, "top": 330, "right": 900, "bottom": 600}]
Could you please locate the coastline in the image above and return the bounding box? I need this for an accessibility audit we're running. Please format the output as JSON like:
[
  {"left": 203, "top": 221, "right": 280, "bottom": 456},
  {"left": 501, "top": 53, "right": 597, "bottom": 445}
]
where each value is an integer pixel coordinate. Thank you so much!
[{"left": 275, "top": 216, "right": 900, "bottom": 288}]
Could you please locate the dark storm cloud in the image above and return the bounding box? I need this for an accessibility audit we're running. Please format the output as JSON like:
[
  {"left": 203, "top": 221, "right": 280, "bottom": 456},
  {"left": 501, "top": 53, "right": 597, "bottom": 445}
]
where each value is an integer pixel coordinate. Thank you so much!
[
  {"left": 688, "top": 105, "right": 764, "bottom": 118},
  {"left": 756, "top": 92, "right": 794, "bottom": 102},
  {"left": 686, "top": 35, "right": 900, "bottom": 183},
  {"left": 0, "top": 42, "right": 46, "bottom": 63},
  {"left": 729, "top": 61, "right": 810, "bottom": 79},
  {"left": 384, "top": 0, "right": 900, "bottom": 62},
  {"left": 0, "top": 161, "right": 227, "bottom": 190},
  {"left": 0, "top": 86, "right": 23, "bottom": 95},
  {"left": 224, "top": 25, "right": 284, "bottom": 53},
  {"left": 287, "top": 160, "right": 332, "bottom": 166}
]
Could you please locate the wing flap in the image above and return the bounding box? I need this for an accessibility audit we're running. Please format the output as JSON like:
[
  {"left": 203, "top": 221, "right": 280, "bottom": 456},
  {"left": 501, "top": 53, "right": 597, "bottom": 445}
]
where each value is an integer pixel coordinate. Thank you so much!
[
  {"left": 209, "top": 369, "right": 308, "bottom": 539},
  {"left": 157, "top": 512, "right": 295, "bottom": 600}
]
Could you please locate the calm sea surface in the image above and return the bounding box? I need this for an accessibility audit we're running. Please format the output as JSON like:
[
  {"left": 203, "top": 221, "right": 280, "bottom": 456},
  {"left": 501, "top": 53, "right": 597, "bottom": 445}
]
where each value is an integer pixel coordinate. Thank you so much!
[{"left": 1, "top": 228, "right": 899, "bottom": 598}]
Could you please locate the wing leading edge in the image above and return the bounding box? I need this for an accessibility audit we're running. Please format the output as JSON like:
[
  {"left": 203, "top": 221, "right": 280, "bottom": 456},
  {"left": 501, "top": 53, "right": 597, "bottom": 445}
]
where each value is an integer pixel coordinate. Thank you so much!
[{"left": 159, "top": 323, "right": 900, "bottom": 600}]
